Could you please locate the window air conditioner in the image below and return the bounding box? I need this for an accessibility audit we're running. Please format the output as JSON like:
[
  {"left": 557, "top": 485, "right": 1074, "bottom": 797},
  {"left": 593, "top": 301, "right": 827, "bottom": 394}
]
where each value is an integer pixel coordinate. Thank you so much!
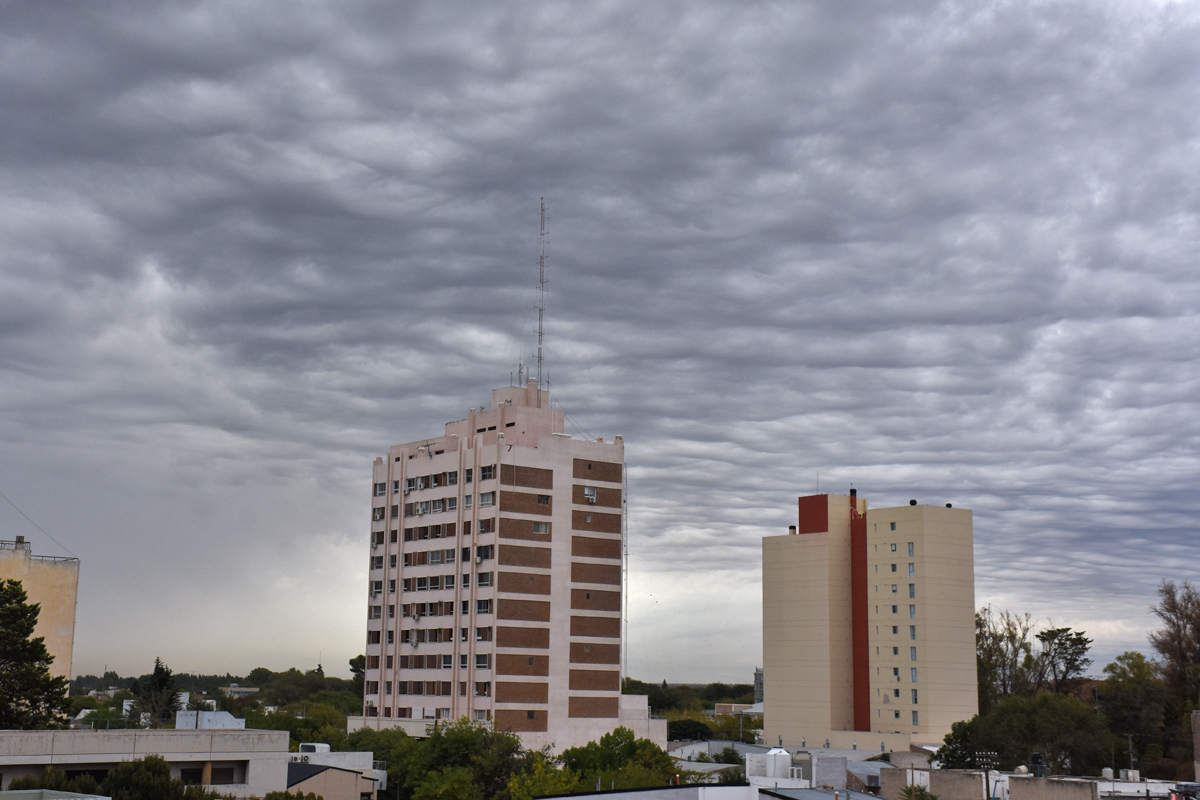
[
  {"left": 587, "top": 497, "right": 596, "bottom": 503},
  {"left": 475, "top": 556, "right": 482, "bottom": 563}
]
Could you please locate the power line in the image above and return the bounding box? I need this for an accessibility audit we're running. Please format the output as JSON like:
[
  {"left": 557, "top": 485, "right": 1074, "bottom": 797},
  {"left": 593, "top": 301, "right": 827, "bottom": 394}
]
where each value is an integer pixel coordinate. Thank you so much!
[{"left": 0, "top": 487, "right": 76, "bottom": 558}]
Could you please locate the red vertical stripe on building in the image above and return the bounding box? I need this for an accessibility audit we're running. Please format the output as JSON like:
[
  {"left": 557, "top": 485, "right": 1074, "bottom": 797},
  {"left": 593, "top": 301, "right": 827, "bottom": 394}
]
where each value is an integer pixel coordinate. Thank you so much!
[
  {"left": 796, "top": 494, "right": 829, "bottom": 534},
  {"left": 850, "top": 516, "right": 870, "bottom": 731}
]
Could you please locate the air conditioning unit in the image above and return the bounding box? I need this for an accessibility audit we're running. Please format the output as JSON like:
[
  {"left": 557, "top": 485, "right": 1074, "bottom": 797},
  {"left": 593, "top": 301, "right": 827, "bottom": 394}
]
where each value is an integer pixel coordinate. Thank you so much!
[
  {"left": 587, "top": 497, "right": 596, "bottom": 503},
  {"left": 416, "top": 508, "right": 424, "bottom": 515},
  {"left": 475, "top": 556, "right": 482, "bottom": 563},
  {"left": 403, "top": 487, "right": 411, "bottom": 495}
]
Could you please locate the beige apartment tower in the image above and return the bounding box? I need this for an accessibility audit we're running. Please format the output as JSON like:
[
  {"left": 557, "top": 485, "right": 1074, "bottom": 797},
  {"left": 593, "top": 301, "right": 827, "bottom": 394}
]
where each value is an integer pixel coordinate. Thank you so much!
[
  {"left": 349, "top": 380, "right": 664, "bottom": 751},
  {"left": 0, "top": 536, "right": 80, "bottom": 682},
  {"left": 762, "top": 493, "right": 976, "bottom": 749}
]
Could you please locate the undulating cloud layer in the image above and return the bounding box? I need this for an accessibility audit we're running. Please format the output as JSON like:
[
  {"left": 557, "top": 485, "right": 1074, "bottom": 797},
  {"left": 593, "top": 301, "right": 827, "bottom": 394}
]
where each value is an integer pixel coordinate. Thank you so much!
[{"left": 1, "top": 0, "right": 1198, "bottom": 681}]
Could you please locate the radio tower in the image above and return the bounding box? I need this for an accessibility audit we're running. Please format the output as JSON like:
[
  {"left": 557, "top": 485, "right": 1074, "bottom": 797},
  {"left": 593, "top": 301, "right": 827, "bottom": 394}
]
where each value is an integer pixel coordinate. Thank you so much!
[{"left": 536, "top": 198, "right": 547, "bottom": 408}]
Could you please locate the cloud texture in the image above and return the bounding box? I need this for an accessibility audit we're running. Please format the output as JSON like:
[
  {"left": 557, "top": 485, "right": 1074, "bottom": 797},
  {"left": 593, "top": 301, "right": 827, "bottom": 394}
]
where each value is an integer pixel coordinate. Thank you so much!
[{"left": 2, "top": 0, "right": 1199, "bottom": 681}]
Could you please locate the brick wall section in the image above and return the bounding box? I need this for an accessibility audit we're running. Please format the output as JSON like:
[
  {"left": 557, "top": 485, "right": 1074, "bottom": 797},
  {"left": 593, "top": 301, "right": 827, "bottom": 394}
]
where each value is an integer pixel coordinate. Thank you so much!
[
  {"left": 497, "top": 598, "right": 551, "bottom": 621},
  {"left": 500, "top": 465, "right": 554, "bottom": 489},
  {"left": 500, "top": 518, "right": 552, "bottom": 542},
  {"left": 500, "top": 491, "right": 552, "bottom": 516},
  {"left": 495, "top": 681, "right": 549, "bottom": 704},
  {"left": 498, "top": 571, "right": 552, "bottom": 595},
  {"left": 569, "top": 669, "right": 621, "bottom": 691},
  {"left": 497, "top": 654, "right": 549, "bottom": 676},
  {"left": 568, "top": 696, "right": 620, "bottom": 718},
  {"left": 572, "top": 510, "right": 621, "bottom": 533},
  {"left": 499, "top": 544, "right": 552, "bottom": 568},
  {"left": 570, "top": 642, "right": 620, "bottom": 664},
  {"left": 573, "top": 459, "right": 623, "bottom": 483},
  {"left": 496, "top": 626, "right": 550, "bottom": 649},
  {"left": 571, "top": 589, "right": 620, "bottom": 611},
  {"left": 572, "top": 485, "right": 623, "bottom": 508},
  {"left": 571, "top": 616, "right": 621, "bottom": 638},
  {"left": 571, "top": 562, "right": 621, "bottom": 585},
  {"left": 494, "top": 709, "right": 548, "bottom": 732},
  {"left": 571, "top": 536, "right": 621, "bottom": 559}
]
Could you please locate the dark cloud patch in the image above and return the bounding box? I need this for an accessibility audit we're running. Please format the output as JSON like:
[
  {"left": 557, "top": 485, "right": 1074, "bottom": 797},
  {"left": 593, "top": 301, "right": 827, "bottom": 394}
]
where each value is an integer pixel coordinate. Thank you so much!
[{"left": 1, "top": 0, "right": 1198, "bottom": 680}]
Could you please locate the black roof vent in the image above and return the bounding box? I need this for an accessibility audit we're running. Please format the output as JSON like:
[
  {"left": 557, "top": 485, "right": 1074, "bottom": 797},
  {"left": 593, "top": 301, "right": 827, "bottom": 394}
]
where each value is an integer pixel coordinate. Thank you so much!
[{"left": 909, "top": 499, "right": 917, "bottom": 506}]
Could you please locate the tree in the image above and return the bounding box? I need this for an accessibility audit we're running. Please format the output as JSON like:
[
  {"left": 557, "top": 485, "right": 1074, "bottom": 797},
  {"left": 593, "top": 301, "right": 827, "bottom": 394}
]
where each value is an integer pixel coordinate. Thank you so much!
[
  {"left": 506, "top": 754, "right": 580, "bottom": 800},
  {"left": 98, "top": 754, "right": 236, "bottom": 800},
  {"left": 667, "top": 718, "right": 712, "bottom": 741},
  {"left": 1148, "top": 580, "right": 1200, "bottom": 707},
  {"left": 132, "top": 658, "right": 179, "bottom": 727},
  {"left": 1098, "top": 652, "right": 1165, "bottom": 764},
  {"left": 939, "top": 693, "right": 1118, "bottom": 775},
  {"left": 7, "top": 766, "right": 102, "bottom": 796},
  {"left": 560, "top": 727, "right": 678, "bottom": 790},
  {"left": 0, "top": 579, "right": 70, "bottom": 729},
  {"left": 1033, "top": 627, "right": 1093, "bottom": 694},
  {"left": 349, "top": 655, "right": 366, "bottom": 698},
  {"left": 975, "top": 608, "right": 1037, "bottom": 714}
]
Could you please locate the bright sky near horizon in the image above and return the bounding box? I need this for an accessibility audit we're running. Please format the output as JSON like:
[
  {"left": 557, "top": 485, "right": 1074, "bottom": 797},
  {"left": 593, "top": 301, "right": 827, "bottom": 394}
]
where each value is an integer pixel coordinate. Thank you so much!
[{"left": 2, "top": 1, "right": 1199, "bottom": 682}]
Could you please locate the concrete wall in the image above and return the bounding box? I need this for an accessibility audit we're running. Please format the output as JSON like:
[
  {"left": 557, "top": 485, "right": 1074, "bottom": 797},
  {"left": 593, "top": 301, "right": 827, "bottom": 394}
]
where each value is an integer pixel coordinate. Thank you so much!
[
  {"left": 880, "top": 767, "right": 929, "bottom": 800},
  {"left": 1008, "top": 778, "right": 1098, "bottom": 800},
  {"left": 929, "top": 770, "right": 986, "bottom": 800},
  {"left": 290, "top": 767, "right": 377, "bottom": 800},
  {"left": 0, "top": 542, "right": 79, "bottom": 682},
  {"left": 0, "top": 730, "right": 288, "bottom": 798}
]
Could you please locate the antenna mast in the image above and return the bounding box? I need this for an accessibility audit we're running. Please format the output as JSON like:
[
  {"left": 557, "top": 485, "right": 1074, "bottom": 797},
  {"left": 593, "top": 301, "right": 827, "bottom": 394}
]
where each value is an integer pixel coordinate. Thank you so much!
[{"left": 536, "top": 198, "right": 547, "bottom": 407}]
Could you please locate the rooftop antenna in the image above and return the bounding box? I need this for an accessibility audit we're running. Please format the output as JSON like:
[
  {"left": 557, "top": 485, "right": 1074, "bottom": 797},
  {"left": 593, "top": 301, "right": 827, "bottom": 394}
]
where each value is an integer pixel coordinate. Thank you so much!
[{"left": 536, "top": 197, "right": 547, "bottom": 408}]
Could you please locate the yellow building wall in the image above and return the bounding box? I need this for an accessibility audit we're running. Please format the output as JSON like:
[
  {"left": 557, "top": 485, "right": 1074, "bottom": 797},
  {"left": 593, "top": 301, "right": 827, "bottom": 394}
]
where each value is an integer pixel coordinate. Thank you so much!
[{"left": 0, "top": 544, "right": 80, "bottom": 681}]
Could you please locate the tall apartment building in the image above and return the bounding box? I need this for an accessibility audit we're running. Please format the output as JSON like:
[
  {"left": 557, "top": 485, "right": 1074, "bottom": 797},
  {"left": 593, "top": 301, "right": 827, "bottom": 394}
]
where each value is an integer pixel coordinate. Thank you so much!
[
  {"left": 0, "top": 536, "right": 80, "bottom": 682},
  {"left": 762, "top": 492, "right": 976, "bottom": 749},
  {"left": 349, "top": 379, "right": 664, "bottom": 751}
]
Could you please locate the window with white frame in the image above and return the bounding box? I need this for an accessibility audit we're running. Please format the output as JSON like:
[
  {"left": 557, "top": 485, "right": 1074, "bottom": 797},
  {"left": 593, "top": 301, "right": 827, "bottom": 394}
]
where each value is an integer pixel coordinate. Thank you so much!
[
  {"left": 475, "top": 654, "right": 490, "bottom": 669},
  {"left": 583, "top": 486, "right": 598, "bottom": 502},
  {"left": 477, "top": 599, "right": 492, "bottom": 614},
  {"left": 478, "top": 572, "right": 492, "bottom": 587},
  {"left": 480, "top": 465, "right": 494, "bottom": 481},
  {"left": 447, "top": 497, "right": 457, "bottom": 511},
  {"left": 374, "top": 483, "right": 386, "bottom": 496},
  {"left": 464, "top": 495, "right": 472, "bottom": 510},
  {"left": 532, "top": 521, "right": 549, "bottom": 534},
  {"left": 479, "top": 491, "right": 495, "bottom": 507}
]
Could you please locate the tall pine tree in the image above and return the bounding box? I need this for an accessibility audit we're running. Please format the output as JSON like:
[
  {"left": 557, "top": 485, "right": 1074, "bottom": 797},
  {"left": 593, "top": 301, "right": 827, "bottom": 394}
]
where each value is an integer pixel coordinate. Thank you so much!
[{"left": 0, "top": 579, "right": 69, "bottom": 729}]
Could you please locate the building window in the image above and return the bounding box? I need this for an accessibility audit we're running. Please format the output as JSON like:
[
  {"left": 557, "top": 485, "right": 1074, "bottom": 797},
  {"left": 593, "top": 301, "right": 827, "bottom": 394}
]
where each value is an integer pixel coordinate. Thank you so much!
[
  {"left": 432, "top": 499, "right": 444, "bottom": 513},
  {"left": 367, "top": 631, "right": 381, "bottom": 644},
  {"left": 474, "top": 710, "right": 488, "bottom": 721},
  {"left": 370, "top": 606, "right": 381, "bottom": 619},
  {"left": 428, "top": 576, "right": 441, "bottom": 591},
  {"left": 475, "top": 681, "right": 491, "bottom": 696},
  {"left": 890, "top": 523, "right": 896, "bottom": 531},
  {"left": 908, "top": 563, "right": 915, "bottom": 577},
  {"left": 536, "top": 494, "right": 550, "bottom": 505},
  {"left": 373, "top": 507, "right": 386, "bottom": 521},
  {"left": 460, "top": 654, "right": 468, "bottom": 668},
  {"left": 478, "top": 572, "right": 492, "bottom": 587},
  {"left": 526, "top": 710, "right": 536, "bottom": 720},
  {"left": 890, "top": 564, "right": 897, "bottom": 572},
  {"left": 479, "top": 492, "right": 495, "bottom": 507},
  {"left": 384, "top": 681, "right": 392, "bottom": 695},
  {"left": 387, "top": 605, "right": 394, "bottom": 618},
  {"left": 909, "top": 584, "right": 915, "bottom": 599},
  {"left": 912, "top": 711, "right": 919, "bottom": 725},
  {"left": 430, "top": 551, "right": 443, "bottom": 565},
  {"left": 909, "top": 605, "right": 916, "bottom": 619},
  {"left": 465, "top": 469, "right": 473, "bottom": 483},
  {"left": 911, "top": 689, "right": 918, "bottom": 704},
  {"left": 416, "top": 577, "right": 428, "bottom": 591},
  {"left": 372, "top": 556, "right": 384, "bottom": 570},
  {"left": 892, "top": 647, "right": 899, "bottom": 655},
  {"left": 910, "top": 625, "right": 916, "bottom": 640},
  {"left": 391, "top": 505, "right": 399, "bottom": 518},
  {"left": 443, "top": 655, "right": 452, "bottom": 669},
  {"left": 585, "top": 513, "right": 591, "bottom": 522},
  {"left": 583, "top": 486, "right": 598, "bottom": 502},
  {"left": 476, "top": 654, "right": 490, "bottom": 669},
  {"left": 891, "top": 626, "right": 898, "bottom": 634},
  {"left": 891, "top": 605, "right": 898, "bottom": 614},
  {"left": 477, "top": 599, "right": 492, "bottom": 614},
  {"left": 480, "top": 465, "right": 494, "bottom": 481},
  {"left": 461, "top": 574, "right": 470, "bottom": 589},
  {"left": 910, "top": 647, "right": 917, "bottom": 661},
  {"left": 911, "top": 668, "right": 918, "bottom": 682},
  {"left": 387, "top": 630, "right": 393, "bottom": 644},
  {"left": 406, "top": 477, "right": 417, "bottom": 491},
  {"left": 907, "top": 542, "right": 914, "bottom": 557},
  {"left": 390, "top": 554, "right": 397, "bottom": 568},
  {"left": 532, "top": 521, "right": 549, "bottom": 534},
  {"left": 476, "top": 545, "right": 494, "bottom": 561},
  {"left": 448, "top": 471, "right": 458, "bottom": 485},
  {"left": 893, "top": 688, "right": 900, "bottom": 698},
  {"left": 891, "top": 585, "right": 897, "bottom": 593},
  {"left": 894, "top": 710, "right": 901, "bottom": 719},
  {"left": 464, "top": 495, "right": 473, "bottom": 510},
  {"left": 447, "top": 497, "right": 457, "bottom": 511},
  {"left": 476, "top": 627, "right": 493, "bottom": 641},
  {"left": 375, "top": 483, "right": 387, "bottom": 496},
  {"left": 893, "top": 667, "right": 899, "bottom": 678},
  {"left": 444, "top": 575, "right": 455, "bottom": 590}
]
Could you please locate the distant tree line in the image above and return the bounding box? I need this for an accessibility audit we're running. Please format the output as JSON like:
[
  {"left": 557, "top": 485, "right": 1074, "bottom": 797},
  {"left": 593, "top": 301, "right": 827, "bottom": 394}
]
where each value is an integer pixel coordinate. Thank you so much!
[{"left": 942, "top": 579, "right": 1200, "bottom": 779}]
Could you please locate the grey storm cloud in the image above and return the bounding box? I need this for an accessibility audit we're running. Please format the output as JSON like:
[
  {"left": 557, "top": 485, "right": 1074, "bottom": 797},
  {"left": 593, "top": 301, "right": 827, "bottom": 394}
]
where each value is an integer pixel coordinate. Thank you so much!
[{"left": 1, "top": 0, "right": 1198, "bottom": 681}]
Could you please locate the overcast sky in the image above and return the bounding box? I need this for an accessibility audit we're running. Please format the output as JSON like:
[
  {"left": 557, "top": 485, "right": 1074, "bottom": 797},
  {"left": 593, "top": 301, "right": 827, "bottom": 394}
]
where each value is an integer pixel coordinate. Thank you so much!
[{"left": 2, "top": 0, "right": 1198, "bottom": 683}]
